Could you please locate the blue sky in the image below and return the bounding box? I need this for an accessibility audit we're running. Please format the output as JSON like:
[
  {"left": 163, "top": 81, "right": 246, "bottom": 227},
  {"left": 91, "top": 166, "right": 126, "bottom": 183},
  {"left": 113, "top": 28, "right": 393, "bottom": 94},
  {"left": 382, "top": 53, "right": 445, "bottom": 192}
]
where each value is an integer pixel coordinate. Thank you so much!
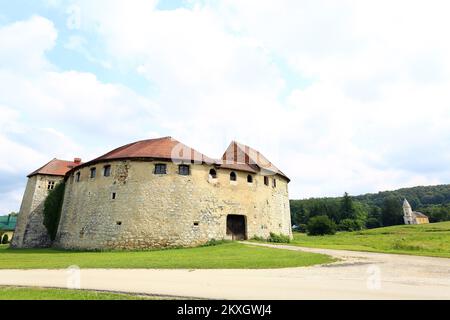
[{"left": 1, "top": 0, "right": 450, "bottom": 213}]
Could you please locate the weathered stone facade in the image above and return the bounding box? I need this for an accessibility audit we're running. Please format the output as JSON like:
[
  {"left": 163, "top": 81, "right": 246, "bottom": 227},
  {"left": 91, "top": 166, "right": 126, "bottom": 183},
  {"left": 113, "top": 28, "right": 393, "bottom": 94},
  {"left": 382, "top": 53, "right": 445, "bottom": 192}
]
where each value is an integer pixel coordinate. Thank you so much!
[
  {"left": 13, "top": 138, "right": 292, "bottom": 250},
  {"left": 54, "top": 160, "right": 291, "bottom": 250},
  {"left": 11, "top": 175, "right": 60, "bottom": 248}
]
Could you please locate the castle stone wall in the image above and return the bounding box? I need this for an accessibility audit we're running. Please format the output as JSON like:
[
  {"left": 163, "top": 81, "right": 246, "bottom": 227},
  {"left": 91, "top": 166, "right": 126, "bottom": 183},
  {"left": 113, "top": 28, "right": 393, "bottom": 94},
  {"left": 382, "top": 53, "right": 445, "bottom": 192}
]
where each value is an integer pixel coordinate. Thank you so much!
[{"left": 54, "top": 160, "right": 291, "bottom": 250}]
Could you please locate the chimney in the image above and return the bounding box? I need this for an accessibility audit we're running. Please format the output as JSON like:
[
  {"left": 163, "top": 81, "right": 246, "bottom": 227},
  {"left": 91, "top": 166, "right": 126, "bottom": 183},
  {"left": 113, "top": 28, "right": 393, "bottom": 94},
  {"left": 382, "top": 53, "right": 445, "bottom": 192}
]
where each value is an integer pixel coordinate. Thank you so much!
[{"left": 74, "top": 158, "right": 82, "bottom": 164}]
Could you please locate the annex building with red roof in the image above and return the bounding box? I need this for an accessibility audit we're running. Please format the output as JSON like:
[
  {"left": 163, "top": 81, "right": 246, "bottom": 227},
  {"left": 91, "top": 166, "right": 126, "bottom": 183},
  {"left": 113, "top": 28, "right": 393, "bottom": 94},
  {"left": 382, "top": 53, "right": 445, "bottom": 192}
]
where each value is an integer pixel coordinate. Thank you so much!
[{"left": 12, "top": 137, "right": 292, "bottom": 250}]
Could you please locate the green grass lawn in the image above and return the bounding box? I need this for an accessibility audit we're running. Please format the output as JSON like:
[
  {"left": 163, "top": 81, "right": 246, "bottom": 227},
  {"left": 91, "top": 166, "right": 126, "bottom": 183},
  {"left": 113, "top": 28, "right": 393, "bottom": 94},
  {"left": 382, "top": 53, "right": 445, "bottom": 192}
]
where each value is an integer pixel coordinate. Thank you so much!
[
  {"left": 0, "top": 286, "right": 158, "bottom": 300},
  {"left": 0, "top": 242, "right": 333, "bottom": 269},
  {"left": 291, "top": 221, "right": 450, "bottom": 258}
]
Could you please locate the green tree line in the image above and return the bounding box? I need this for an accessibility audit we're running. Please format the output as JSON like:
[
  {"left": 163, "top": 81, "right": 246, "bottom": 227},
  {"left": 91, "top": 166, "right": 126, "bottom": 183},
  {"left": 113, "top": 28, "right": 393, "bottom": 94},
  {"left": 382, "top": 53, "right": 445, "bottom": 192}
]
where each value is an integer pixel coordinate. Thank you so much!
[{"left": 291, "top": 184, "right": 450, "bottom": 231}]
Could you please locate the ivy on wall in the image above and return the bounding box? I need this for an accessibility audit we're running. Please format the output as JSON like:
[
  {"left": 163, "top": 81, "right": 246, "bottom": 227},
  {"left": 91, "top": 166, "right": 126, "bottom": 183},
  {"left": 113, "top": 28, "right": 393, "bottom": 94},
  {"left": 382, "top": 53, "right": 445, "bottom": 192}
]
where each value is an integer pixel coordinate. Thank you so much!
[{"left": 43, "top": 181, "right": 65, "bottom": 241}]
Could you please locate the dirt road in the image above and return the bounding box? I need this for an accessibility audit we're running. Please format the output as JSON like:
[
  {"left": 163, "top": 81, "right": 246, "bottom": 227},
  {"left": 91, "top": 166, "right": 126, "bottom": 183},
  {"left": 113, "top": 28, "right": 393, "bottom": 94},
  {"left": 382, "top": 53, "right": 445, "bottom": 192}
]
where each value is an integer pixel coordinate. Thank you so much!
[{"left": 1, "top": 243, "right": 449, "bottom": 299}]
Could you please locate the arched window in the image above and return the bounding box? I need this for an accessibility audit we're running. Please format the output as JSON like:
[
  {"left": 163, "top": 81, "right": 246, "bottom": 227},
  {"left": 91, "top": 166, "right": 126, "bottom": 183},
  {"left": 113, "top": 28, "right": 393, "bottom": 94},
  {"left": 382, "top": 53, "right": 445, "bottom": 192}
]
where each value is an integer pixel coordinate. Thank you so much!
[
  {"left": 247, "top": 175, "right": 253, "bottom": 183},
  {"left": 209, "top": 169, "right": 217, "bottom": 179},
  {"left": 230, "top": 171, "right": 237, "bottom": 181}
]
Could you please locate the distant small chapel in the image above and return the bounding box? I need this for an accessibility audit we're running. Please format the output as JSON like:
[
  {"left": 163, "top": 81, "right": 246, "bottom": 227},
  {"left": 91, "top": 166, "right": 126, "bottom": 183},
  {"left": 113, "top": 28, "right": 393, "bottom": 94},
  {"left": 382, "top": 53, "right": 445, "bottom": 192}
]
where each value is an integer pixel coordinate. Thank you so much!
[{"left": 403, "top": 199, "right": 429, "bottom": 225}]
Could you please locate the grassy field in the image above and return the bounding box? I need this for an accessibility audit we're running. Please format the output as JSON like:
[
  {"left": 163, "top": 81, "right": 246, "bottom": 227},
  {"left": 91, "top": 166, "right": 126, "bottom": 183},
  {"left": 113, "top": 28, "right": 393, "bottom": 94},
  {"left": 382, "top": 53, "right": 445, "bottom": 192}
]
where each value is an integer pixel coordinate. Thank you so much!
[
  {"left": 0, "top": 286, "right": 158, "bottom": 300},
  {"left": 291, "top": 221, "right": 450, "bottom": 258},
  {"left": 0, "top": 242, "right": 333, "bottom": 269}
]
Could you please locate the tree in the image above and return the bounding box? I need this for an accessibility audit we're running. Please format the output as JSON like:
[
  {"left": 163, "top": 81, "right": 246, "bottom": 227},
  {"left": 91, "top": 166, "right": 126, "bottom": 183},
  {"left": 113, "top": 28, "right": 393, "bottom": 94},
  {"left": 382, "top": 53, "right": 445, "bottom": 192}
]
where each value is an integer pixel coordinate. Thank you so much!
[
  {"left": 307, "top": 216, "right": 336, "bottom": 236},
  {"left": 366, "top": 218, "right": 382, "bottom": 229},
  {"left": 338, "top": 219, "right": 364, "bottom": 231},
  {"left": 340, "top": 192, "right": 357, "bottom": 221},
  {"left": 381, "top": 197, "right": 403, "bottom": 226},
  {"left": 367, "top": 206, "right": 382, "bottom": 228}
]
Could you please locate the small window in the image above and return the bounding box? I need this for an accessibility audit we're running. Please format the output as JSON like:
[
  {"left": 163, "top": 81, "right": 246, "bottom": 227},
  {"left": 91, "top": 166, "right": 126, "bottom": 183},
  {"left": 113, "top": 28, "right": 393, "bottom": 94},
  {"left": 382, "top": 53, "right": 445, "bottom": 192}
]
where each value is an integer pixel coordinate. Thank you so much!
[
  {"left": 90, "top": 167, "right": 96, "bottom": 179},
  {"left": 193, "top": 221, "right": 200, "bottom": 226},
  {"left": 154, "top": 164, "right": 167, "bottom": 174},
  {"left": 116, "top": 221, "right": 122, "bottom": 226},
  {"left": 111, "top": 192, "right": 116, "bottom": 200},
  {"left": 103, "top": 165, "right": 111, "bottom": 177},
  {"left": 76, "top": 172, "right": 81, "bottom": 182},
  {"left": 247, "top": 175, "right": 253, "bottom": 183},
  {"left": 209, "top": 169, "right": 217, "bottom": 179},
  {"left": 47, "top": 181, "right": 55, "bottom": 190},
  {"left": 273, "top": 179, "right": 277, "bottom": 188},
  {"left": 264, "top": 176, "right": 269, "bottom": 186},
  {"left": 230, "top": 171, "right": 237, "bottom": 181},
  {"left": 179, "top": 165, "right": 190, "bottom": 176}
]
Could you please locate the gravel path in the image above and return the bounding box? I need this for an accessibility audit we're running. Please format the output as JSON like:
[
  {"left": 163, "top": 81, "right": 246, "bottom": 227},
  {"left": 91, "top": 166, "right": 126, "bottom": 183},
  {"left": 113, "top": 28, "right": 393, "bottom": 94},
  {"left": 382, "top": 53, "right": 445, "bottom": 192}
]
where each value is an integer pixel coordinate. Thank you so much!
[{"left": 1, "top": 243, "right": 449, "bottom": 300}]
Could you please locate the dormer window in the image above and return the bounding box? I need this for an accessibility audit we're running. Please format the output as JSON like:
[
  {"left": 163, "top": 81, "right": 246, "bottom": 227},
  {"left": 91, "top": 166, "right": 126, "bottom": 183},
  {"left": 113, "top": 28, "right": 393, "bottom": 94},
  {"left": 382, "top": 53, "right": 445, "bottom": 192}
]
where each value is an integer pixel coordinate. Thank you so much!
[
  {"left": 154, "top": 164, "right": 167, "bottom": 175},
  {"left": 230, "top": 171, "right": 237, "bottom": 181}
]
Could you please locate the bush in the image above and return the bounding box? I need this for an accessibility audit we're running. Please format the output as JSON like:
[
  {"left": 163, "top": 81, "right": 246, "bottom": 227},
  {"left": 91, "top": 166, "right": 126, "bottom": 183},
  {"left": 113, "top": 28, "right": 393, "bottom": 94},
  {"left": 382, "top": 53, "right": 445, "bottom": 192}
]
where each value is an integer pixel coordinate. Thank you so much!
[
  {"left": 202, "top": 239, "right": 229, "bottom": 247},
  {"left": 366, "top": 218, "right": 382, "bottom": 229},
  {"left": 307, "top": 216, "right": 336, "bottom": 236},
  {"left": 267, "top": 232, "right": 291, "bottom": 243},
  {"left": 338, "top": 219, "right": 364, "bottom": 232},
  {"left": 43, "top": 181, "right": 66, "bottom": 241},
  {"left": 251, "top": 233, "right": 291, "bottom": 243},
  {"left": 1, "top": 234, "right": 9, "bottom": 244}
]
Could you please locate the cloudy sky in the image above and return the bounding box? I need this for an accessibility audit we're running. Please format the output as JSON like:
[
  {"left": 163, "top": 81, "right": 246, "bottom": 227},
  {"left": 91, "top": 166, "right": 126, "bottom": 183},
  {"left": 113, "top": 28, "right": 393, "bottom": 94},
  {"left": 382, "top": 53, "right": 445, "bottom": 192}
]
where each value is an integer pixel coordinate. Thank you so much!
[{"left": 1, "top": 0, "right": 450, "bottom": 213}]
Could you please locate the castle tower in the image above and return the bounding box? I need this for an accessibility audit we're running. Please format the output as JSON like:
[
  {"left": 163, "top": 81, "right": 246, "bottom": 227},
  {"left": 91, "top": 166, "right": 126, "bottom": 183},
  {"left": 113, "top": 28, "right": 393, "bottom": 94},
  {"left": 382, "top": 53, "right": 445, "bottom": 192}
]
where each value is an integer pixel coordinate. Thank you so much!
[
  {"left": 11, "top": 158, "right": 82, "bottom": 248},
  {"left": 403, "top": 199, "right": 414, "bottom": 225}
]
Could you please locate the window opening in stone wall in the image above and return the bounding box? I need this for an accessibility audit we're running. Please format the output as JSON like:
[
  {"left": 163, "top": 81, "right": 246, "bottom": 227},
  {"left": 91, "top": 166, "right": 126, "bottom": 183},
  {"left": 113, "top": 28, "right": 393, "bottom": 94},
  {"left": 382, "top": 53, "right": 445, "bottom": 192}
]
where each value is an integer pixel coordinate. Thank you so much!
[
  {"left": 179, "top": 164, "right": 190, "bottom": 176},
  {"left": 230, "top": 171, "right": 237, "bottom": 181},
  {"left": 90, "top": 167, "right": 96, "bottom": 179},
  {"left": 103, "top": 165, "right": 111, "bottom": 177},
  {"left": 154, "top": 164, "right": 167, "bottom": 174},
  {"left": 47, "top": 181, "right": 55, "bottom": 190}
]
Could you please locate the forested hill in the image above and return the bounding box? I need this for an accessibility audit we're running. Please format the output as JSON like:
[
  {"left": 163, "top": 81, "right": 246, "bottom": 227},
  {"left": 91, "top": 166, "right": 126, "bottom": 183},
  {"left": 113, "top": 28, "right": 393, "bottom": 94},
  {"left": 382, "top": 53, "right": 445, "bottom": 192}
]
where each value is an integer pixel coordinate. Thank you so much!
[
  {"left": 290, "top": 184, "right": 450, "bottom": 230},
  {"left": 353, "top": 184, "right": 450, "bottom": 209}
]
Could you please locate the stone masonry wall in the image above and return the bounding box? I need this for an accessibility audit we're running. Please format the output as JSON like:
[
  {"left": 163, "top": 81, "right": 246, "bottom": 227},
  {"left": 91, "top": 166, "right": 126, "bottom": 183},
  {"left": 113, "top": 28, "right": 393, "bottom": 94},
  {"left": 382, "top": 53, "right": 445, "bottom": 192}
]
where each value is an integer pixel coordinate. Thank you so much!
[
  {"left": 54, "top": 160, "right": 291, "bottom": 250},
  {"left": 11, "top": 175, "right": 62, "bottom": 248}
]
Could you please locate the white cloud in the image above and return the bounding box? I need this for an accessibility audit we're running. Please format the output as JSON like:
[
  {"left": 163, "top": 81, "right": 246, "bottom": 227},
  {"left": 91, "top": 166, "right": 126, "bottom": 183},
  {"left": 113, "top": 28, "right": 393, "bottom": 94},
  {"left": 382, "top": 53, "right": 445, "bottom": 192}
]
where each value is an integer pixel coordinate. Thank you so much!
[
  {"left": 0, "top": 15, "right": 158, "bottom": 212},
  {"left": 3, "top": 1, "right": 450, "bottom": 212}
]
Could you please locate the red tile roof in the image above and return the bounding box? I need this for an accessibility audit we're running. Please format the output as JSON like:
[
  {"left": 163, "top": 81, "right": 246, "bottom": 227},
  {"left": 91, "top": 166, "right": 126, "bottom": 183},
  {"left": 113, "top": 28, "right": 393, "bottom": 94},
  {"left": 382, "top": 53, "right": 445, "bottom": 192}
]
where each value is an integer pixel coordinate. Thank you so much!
[
  {"left": 28, "top": 158, "right": 83, "bottom": 178},
  {"left": 220, "top": 141, "right": 289, "bottom": 181},
  {"left": 79, "top": 137, "right": 214, "bottom": 168},
  {"left": 58, "top": 137, "right": 289, "bottom": 181}
]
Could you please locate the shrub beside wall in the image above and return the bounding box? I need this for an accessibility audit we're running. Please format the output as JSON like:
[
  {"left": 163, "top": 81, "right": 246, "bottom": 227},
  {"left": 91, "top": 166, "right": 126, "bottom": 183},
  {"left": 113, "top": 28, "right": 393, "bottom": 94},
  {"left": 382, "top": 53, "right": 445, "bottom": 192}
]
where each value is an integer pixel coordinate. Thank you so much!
[{"left": 43, "top": 181, "right": 65, "bottom": 241}]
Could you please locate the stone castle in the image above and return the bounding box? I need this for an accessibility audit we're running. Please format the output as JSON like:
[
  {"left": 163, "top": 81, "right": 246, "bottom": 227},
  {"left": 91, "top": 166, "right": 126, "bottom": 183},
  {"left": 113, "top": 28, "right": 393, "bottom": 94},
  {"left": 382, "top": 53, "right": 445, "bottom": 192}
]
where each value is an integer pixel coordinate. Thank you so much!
[{"left": 12, "top": 137, "right": 292, "bottom": 250}]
